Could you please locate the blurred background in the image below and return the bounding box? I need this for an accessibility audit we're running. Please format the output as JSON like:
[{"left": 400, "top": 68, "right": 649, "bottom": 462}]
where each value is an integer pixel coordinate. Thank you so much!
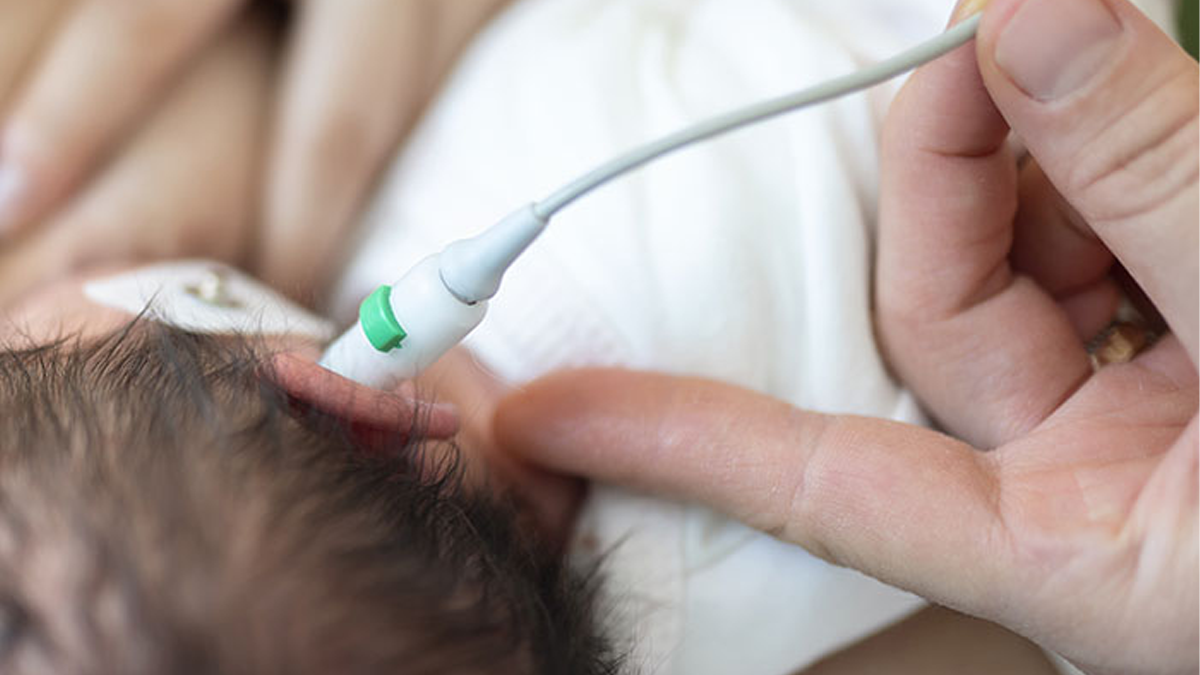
[{"left": 1182, "top": 0, "right": 1197, "bottom": 56}]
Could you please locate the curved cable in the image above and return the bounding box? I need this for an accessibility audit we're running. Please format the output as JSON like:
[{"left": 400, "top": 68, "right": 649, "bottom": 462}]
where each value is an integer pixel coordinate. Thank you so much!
[{"left": 533, "top": 13, "right": 981, "bottom": 220}]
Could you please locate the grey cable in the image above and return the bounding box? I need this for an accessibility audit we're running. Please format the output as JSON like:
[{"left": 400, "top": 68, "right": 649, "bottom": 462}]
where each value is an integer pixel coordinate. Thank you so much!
[{"left": 533, "top": 13, "right": 981, "bottom": 221}]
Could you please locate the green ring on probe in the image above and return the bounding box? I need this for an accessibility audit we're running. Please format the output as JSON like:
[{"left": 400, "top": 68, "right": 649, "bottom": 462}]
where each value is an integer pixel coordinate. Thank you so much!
[{"left": 359, "top": 285, "right": 407, "bottom": 352}]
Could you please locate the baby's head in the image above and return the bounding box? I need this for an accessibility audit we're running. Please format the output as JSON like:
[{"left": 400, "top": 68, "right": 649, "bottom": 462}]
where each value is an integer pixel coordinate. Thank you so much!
[{"left": 0, "top": 322, "right": 620, "bottom": 674}]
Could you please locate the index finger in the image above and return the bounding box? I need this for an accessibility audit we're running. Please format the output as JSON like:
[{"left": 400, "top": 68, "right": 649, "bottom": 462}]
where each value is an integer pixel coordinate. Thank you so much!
[
  {"left": 494, "top": 368, "right": 1014, "bottom": 616},
  {"left": 877, "top": 6, "right": 1092, "bottom": 448}
]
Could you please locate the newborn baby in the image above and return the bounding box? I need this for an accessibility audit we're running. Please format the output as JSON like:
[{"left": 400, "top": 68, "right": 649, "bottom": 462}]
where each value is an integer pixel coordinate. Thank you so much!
[{"left": 0, "top": 269, "right": 621, "bottom": 675}]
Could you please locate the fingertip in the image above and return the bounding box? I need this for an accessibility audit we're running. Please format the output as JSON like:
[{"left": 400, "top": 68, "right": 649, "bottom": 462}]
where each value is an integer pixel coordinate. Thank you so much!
[
  {"left": 493, "top": 368, "right": 704, "bottom": 480},
  {"left": 951, "top": 0, "right": 992, "bottom": 27},
  {"left": 983, "top": 0, "right": 1123, "bottom": 103},
  {"left": 493, "top": 369, "right": 614, "bottom": 459}
]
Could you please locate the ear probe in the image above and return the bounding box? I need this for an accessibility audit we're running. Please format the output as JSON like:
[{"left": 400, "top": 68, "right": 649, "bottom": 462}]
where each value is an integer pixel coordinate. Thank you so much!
[{"left": 319, "top": 13, "right": 983, "bottom": 389}]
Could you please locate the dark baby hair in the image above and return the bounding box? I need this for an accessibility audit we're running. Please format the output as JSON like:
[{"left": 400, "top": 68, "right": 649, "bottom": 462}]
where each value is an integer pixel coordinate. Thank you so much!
[{"left": 0, "top": 322, "right": 623, "bottom": 675}]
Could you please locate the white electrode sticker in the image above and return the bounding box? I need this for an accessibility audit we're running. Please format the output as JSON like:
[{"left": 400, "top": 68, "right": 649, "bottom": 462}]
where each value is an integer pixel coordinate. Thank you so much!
[{"left": 84, "top": 260, "right": 336, "bottom": 341}]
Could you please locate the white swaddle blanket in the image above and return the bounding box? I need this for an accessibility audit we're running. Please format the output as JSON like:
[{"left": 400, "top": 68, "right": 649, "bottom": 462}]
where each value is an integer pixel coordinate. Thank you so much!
[{"left": 331, "top": 0, "right": 1175, "bottom": 672}]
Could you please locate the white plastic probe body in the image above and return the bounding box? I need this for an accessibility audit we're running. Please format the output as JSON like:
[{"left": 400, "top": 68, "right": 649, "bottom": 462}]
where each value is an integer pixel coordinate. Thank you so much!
[
  {"left": 440, "top": 204, "right": 547, "bottom": 303},
  {"left": 319, "top": 205, "right": 546, "bottom": 387},
  {"left": 319, "top": 255, "right": 488, "bottom": 389}
]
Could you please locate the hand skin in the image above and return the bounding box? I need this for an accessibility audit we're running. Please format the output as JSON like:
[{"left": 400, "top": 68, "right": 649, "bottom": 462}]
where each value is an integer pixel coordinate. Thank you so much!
[
  {"left": 0, "top": 0, "right": 512, "bottom": 305},
  {"left": 492, "top": 1, "right": 1199, "bottom": 674},
  {"left": 0, "top": 11, "right": 274, "bottom": 309}
]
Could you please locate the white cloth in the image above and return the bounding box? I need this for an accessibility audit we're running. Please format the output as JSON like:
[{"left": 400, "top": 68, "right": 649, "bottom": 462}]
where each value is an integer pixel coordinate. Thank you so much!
[{"left": 331, "top": 0, "right": 1175, "bottom": 673}]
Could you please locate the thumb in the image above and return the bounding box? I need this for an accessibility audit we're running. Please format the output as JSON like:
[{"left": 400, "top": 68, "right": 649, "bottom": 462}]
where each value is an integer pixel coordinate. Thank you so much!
[{"left": 976, "top": 0, "right": 1198, "bottom": 362}]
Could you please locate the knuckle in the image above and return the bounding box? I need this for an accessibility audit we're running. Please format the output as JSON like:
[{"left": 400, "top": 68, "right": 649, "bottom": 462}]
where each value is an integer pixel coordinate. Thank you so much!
[
  {"left": 1065, "top": 64, "right": 1199, "bottom": 226},
  {"left": 772, "top": 414, "right": 839, "bottom": 562}
]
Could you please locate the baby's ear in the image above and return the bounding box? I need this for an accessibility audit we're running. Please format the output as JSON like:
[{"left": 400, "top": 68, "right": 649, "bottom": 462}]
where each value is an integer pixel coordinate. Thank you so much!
[{"left": 267, "top": 353, "right": 459, "bottom": 447}]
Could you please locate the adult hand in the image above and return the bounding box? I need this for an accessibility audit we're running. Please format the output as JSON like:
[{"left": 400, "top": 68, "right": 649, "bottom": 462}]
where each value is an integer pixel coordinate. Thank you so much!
[
  {"left": 0, "top": 0, "right": 510, "bottom": 303},
  {"left": 0, "top": 0, "right": 243, "bottom": 235},
  {"left": 0, "top": 13, "right": 274, "bottom": 308},
  {"left": 493, "top": 1, "right": 1198, "bottom": 674}
]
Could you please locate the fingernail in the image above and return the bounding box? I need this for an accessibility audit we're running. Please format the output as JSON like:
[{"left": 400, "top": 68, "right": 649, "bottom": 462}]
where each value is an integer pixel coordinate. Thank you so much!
[
  {"left": 0, "top": 163, "right": 27, "bottom": 236},
  {"left": 995, "top": 0, "right": 1122, "bottom": 101},
  {"left": 951, "top": 0, "right": 990, "bottom": 26}
]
